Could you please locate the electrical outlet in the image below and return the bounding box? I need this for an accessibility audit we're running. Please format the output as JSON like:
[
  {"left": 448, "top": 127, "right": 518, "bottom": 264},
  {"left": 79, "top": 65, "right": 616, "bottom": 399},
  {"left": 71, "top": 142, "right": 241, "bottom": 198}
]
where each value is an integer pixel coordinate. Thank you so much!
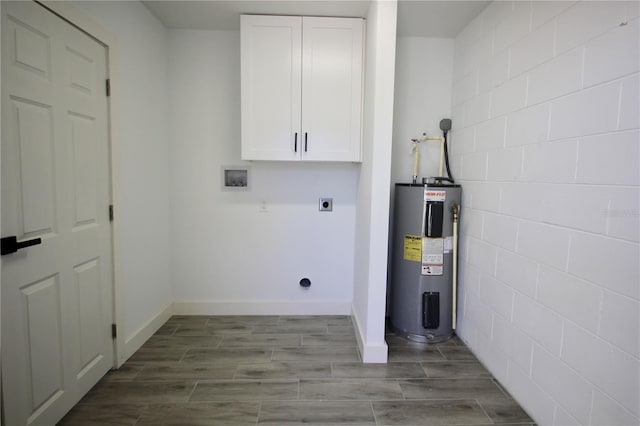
[
  {"left": 259, "top": 200, "right": 268, "bottom": 213},
  {"left": 319, "top": 198, "right": 333, "bottom": 212}
]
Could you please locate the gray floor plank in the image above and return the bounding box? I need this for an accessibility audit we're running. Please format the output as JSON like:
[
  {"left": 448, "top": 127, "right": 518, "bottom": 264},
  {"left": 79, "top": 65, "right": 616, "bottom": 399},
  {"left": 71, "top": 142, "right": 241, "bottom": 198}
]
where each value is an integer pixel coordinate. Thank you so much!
[
  {"left": 421, "top": 360, "right": 491, "bottom": 378},
  {"left": 79, "top": 381, "right": 196, "bottom": 404},
  {"left": 399, "top": 378, "right": 510, "bottom": 401},
  {"left": 206, "top": 315, "right": 280, "bottom": 326},
  {"left": 99, "top": 363, "right": 145, "bottom": 382},
  {"left": 437, "top": 345, "right": 480, "bottom": 361},
  {"left": 235, "top": 361, "right": 333, "bottom": 379},
  {"left": 331, "top": 362, "right": 427, "bottom": 379},
  {"left": 218, "top": 333, "right": 302, "bottom": 348},
  {"left": 372, "top": 399, "right": 491, "bottom": 425},
  {"left": 57, "top": 402, "right": 143, "bottom": 425},
  {"left": 189, "top": 380, "right": 299, "bottom": 401},
  {"left": 278, "top": 315, "right": 352, "bottom": 326},
  {"left": 387, "top": 346, "right": 447, "bottom": 362},
  {"left": 175, "top": 324, "right": 254, "bottom": 336},
  {"left": 302, "top": 334, "right": 358, "bottom": 346},
  {"left": 273, "top": 346, "right": 361, "bottom": 362},
  {"left": 299, "top": 379, "right": 405, "bottom": 400},
  {"left": 259, "top": 400, "right": 375, "bottom": 425},
  {"left": 477, "top": 397, "right": 534, "bottom": 424},
  {"left": 253, "top": 324, "right": 329, "bottom": 334},
  {"left": 141, "top": 335, "right": 223, "bottom": 349},
  {"left": 182, "top": 348, "right": 273, "bottom": 364},
  {"left": 135, "top": 363, "right": 236, "bottom": 381},
  {"left": 327, "top": 324, "right": 357, "bottom": 335},
  {"left": 136, "top": 401, "right": 260, "bottom": 425},
  {"left": 127, "top": 348, "right": 187, "bottom": 363}
]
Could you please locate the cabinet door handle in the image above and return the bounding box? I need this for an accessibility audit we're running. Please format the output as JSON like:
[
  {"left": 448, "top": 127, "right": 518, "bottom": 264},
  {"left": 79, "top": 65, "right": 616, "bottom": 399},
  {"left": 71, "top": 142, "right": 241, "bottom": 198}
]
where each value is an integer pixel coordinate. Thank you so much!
[
  {"left": 304, "top": 132, "right": 308, "bottom": 152},
  {"left": 294, "top": 132, "right": 298, "bottom": 152}
]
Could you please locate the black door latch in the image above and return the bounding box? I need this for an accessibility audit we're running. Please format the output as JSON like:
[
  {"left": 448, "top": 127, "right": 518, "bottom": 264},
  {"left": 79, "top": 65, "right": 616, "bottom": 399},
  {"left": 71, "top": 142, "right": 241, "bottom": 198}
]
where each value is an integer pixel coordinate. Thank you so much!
[{"left": 1, "top": 236, "right": 42, "bottom": 256}]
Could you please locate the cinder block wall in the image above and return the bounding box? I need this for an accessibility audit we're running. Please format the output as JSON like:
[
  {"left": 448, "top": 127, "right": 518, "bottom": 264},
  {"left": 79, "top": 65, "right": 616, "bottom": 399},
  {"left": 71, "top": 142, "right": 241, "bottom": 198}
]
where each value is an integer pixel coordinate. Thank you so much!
[{"left": 451, "top": 2, "right": 639, "bottom": 425}]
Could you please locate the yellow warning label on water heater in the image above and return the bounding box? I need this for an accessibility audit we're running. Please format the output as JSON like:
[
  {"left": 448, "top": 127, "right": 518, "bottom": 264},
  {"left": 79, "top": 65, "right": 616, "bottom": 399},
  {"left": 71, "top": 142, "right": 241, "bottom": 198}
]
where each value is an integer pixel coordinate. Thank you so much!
[{"left": 404, "top": 235, "right": 422, "bottom": 262}]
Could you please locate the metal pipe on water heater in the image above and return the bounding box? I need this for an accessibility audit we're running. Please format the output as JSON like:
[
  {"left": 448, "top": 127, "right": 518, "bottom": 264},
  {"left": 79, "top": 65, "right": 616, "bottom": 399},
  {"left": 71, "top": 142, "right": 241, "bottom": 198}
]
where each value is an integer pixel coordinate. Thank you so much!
[{"left": 452, "top": 203, "right": 459, "bottom": 330}]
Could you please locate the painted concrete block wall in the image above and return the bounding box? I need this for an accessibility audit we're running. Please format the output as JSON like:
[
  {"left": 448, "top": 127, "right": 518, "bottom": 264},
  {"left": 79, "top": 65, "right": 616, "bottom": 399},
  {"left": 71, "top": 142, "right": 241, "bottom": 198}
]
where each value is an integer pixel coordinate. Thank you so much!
[
  {"left": 167, "top": 30, "right": 358, "bottom": 315},
  {"left": 451, "top": 1, "right": 639, "bottom": 425},
  {"left": 74, "top": 1, "right": 173, "bottom": 341}
]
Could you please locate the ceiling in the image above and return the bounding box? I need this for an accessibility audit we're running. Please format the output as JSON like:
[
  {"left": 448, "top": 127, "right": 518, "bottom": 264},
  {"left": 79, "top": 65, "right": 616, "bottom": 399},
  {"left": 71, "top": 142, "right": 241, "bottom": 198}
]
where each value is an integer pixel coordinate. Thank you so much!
[{"left": 143, "top": 0, "right": 490, "bottom": 38}]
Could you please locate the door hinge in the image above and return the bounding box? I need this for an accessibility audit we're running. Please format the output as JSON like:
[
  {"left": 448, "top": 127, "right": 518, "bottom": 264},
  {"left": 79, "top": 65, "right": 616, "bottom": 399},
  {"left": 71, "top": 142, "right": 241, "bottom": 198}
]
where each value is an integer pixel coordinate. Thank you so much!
[
  {"left": 106, "top": 79, "right": 111, "bottom": 97},
  {"left": 111, "top": 324, "right": 117, "bottom": 339},
  {"left": 109, "top": 205, "right": 114, "bottom": 222}
]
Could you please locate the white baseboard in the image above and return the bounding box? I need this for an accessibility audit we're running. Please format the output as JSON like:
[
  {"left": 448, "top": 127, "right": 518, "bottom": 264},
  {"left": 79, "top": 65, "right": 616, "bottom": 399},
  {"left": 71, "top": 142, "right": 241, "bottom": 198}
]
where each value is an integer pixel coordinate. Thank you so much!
[
  {"left": 172, "top": 300, "right": 352, "bottom": 316},
  {"left": 351, "top": 305, "right": 388, "bottom": 363},
  {"left": 121, "top": 302, "right": 173, "bottom": 364},
  {"left": 360, "top": 342, "right": 389, "bottom": 363}
]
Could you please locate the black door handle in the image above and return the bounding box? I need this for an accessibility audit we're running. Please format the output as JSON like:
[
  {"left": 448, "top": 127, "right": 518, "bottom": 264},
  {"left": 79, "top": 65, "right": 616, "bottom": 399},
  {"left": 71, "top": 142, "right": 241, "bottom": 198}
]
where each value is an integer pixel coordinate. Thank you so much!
[{"left": 1, "top": 236, "right": 42, "bottom": 256}]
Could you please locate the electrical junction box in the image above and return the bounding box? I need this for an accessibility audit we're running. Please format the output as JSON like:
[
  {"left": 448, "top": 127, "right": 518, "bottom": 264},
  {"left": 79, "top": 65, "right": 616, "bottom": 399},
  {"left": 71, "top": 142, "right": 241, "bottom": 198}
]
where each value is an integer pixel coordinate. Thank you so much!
[
  {"left": 319, "top": 198, "right": 333, "bottom": 211},
  {"left": 222, "top": 166, "right": 250, "bottom": 190}
]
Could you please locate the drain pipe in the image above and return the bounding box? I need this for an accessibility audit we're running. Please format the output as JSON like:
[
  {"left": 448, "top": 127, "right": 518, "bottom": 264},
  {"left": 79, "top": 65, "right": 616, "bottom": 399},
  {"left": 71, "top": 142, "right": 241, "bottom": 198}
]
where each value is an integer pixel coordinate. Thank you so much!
[{"left": 452, "top": 203, "right": 460, "bottom": 330}]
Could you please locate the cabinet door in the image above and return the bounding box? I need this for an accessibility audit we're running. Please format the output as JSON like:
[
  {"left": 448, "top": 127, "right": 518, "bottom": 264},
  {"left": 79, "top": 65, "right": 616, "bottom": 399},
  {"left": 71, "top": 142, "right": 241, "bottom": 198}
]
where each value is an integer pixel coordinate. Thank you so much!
[
  {"left": 301, "top": 17, "right": 364, "bottom": 162},
  {"left": 241, "top": 15, "right": 302, "bottom": 160}
]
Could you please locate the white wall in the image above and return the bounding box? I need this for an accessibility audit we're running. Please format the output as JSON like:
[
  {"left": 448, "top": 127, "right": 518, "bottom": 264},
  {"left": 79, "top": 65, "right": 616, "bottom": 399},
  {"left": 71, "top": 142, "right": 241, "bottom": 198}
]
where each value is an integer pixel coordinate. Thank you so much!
[
  {"left": 451, "top": 1, "right": 639, "bottom": 425},
  {"left": 391, "top": 37, "right": 455, "bottom": 185},
  {"left": 353, "top": 0, "right": 397, "bottom": 362},
  {"left": 73, "top": 1, "right": 173, "bottom": 344},
  {"left": 167, "top": 29, "right": 358, "bottom": 315}
]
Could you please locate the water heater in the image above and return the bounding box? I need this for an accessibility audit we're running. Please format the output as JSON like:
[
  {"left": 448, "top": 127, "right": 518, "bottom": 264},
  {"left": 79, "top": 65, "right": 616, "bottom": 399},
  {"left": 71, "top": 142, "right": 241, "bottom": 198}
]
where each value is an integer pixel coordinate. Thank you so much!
[{"left": 390, "top": 182, "right": 461, "bottom": 343}]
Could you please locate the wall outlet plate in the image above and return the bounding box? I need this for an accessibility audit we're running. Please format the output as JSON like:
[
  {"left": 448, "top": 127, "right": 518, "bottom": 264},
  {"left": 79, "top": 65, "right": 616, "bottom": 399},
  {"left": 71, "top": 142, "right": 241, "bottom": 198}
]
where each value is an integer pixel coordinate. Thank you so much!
[{"left": 319, "top": 198, "right": 333, "bottom": 211}]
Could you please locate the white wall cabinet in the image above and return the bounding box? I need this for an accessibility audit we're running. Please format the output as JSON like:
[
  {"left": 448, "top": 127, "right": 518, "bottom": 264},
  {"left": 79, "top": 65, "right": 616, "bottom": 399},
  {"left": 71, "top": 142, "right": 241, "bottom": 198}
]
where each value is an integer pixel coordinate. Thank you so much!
[{"left": 241, "top": 15, "right": 364, "bottom": 162}]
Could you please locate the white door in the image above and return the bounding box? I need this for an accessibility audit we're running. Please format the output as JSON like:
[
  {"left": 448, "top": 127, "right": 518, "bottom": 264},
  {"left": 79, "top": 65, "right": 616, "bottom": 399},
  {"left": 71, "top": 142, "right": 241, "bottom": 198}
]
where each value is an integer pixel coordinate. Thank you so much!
[
  {"left": 241, "top": 15, "right": 302, "bottom": 161},
  {"left": 1, "top": 2, "right": 114, "bottom": 425},
  {"left": 301, "top": 17, "right": 363, "bottom": 162}
]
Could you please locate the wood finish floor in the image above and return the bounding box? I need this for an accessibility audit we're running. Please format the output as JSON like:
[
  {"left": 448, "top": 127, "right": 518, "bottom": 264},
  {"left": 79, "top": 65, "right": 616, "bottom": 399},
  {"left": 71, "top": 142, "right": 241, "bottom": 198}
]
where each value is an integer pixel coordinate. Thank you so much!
[{"left": 59, "top": 315, "right": 534, "bottom": 425}]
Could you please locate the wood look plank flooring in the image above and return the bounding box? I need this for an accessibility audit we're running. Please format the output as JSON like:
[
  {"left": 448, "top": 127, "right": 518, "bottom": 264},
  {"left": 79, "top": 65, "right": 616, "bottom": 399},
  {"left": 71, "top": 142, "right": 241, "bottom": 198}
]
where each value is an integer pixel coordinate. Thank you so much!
[{"left": 58, "top": 315, "right": 535, "bottom": 426}]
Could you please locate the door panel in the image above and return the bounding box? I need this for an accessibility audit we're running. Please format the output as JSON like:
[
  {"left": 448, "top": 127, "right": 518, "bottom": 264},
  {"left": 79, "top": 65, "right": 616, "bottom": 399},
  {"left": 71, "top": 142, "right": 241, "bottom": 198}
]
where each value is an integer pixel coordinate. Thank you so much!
[
  {"left": 1, "top": 2, "right": 114, "bottom": 424},
  {"left": 11, "top": 16, "right": 52, "bottom": 78},
  {"left": 75, "top": 258, "right": 103, "bottom": 372},
  {"left": 69, "top": 112, "right": 98, "bottom": 226},
  {"left": 66, "top": 46, "right": 95, "bottom": 95},
  {"left": 22, "top": 275, "right": 64, "bottom": 414},
  {"left": 11, "top": 98, "right": 57, "bottom": 237}
]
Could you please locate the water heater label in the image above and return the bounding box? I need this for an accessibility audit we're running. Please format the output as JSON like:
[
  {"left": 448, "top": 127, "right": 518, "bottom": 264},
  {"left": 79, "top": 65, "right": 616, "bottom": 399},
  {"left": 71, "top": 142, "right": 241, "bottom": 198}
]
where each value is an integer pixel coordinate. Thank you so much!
[
  {"left": 422, "top": 237, "right": 444, "bottom": 276},
  {"left": 425, "top": 190, "right": 446, "bottom": 202},
  {"left": 403, "top": 235, "right": 422, "bottom": 262}
]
